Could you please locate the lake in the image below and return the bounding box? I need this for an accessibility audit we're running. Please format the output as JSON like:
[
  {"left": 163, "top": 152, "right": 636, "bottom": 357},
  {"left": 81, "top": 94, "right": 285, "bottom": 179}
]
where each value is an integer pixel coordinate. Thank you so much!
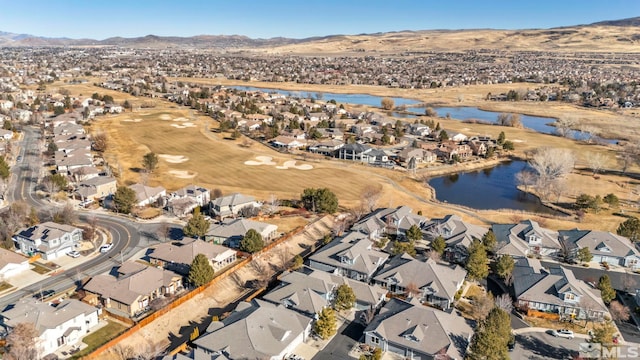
[
  {"left": 427, "top": 160, "right": 558, "bottom": 214},
  {"left": 231, "top": 85, "right": 616, "bottom": 143}
]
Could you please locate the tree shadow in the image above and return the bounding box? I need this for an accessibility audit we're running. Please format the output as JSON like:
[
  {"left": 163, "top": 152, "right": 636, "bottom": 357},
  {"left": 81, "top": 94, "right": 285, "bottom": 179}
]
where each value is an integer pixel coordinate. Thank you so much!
[
  {"left": 129, "top": 167, "right": 143, "bottom": 173},
  {"left": 516, "top": 334, "right": 578, "bottom": 359}
]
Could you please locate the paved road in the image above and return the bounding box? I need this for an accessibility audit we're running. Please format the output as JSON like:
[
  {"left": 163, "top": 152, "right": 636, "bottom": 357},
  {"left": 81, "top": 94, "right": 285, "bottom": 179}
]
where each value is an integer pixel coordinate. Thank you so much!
[
  {"left": 0, "top": 126, "right": 146, "bottom": 310},
  {"left": 313, "top": 320, "right": 364, "bottom": 360},
  {"left": 513, "top": 331, "right": 581, "bottom": 359}
]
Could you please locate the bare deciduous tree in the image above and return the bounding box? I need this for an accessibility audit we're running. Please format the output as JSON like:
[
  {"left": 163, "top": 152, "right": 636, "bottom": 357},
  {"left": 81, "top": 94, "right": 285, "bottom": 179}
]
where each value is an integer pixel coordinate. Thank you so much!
[
  {"left": 265, "top": 194, "right": 279, "bottom": 216},
  {"left": 555, "top": 116, "right": 576, "bottom": 138},
  {"left": 92, "top": 131, "right": 108, "bottom": 152},
  {"left": 5, "top": 322, "right": 40, "bottom": 360},
  {"left": 515, "top": 170, "right": 536, "bottom": 193},
  {"left": 274, "top": 246, "right": 291, "bottom": 272},
  {"left": 470, "top": 291, "right": 494, "bottom": 321},
  {"left": 360, "top": 185, "right": 382, "bottom": 213},
  {"left": 157, "top": 220, "right": 171, "bottom": 241},
  {"left": 586, "top": 152, "right": 607, "bottom": 176},
  {"left": 110, "top": 344, "right": 135, "bottom": 360},
  {"left": 495, "top": 294, "right": 513, "bottom": 313},
  {"left": 529, "top": 147, "right": 575, "bottom": 200},
  {"left": 609, "top": 300, "right": 630, "bottom": 321}
]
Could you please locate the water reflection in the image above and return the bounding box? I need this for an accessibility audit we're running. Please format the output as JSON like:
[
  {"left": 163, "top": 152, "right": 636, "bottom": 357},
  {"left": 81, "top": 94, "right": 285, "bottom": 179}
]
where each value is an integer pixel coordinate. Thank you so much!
[{"left": 428, "top": 160, "right": 558, "bottom": 214}]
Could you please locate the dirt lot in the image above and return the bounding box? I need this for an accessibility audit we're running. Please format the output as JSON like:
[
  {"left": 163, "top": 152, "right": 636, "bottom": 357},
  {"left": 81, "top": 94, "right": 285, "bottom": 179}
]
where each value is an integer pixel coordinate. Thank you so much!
[{"left": 96, "top": 215, "right": 335, "bottom": 359}]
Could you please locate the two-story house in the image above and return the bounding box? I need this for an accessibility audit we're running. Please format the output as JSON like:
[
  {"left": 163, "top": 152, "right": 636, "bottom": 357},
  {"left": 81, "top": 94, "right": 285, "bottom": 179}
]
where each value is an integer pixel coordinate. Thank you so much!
[
  {"left": 352, "top": 206, "right": 427, "bottom": 240},
  {"left": 493, "top": 220, "right": 561, "bottom": 258},
  {"left": 423, "top": 214, "right": 488, "bottom": 264},
  {"left": 1, "top": 299, "right": 101, "bottom": 358},
  {"left": 13, "top": 222, "right": 83, "bottom": 260},
  {"left": 210, "top": 193, "right": 261, "bottom": 220},
  {"left": 513, "top": 258, "right": 608, "bottom": 321},
  {"left": 309, "top": 231, "right": 389, "bottom": 282}
]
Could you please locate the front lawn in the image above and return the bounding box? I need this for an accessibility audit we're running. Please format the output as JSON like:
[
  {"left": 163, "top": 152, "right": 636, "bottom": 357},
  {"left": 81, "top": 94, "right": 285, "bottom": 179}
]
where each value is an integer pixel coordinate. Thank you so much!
[{"left": 71, "top": 320, "right": 129, "bottom": 359}]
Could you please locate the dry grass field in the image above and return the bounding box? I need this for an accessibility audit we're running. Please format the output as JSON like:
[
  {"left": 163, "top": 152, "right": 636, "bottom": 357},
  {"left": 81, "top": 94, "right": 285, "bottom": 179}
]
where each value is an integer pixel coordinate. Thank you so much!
[{"left": 44, "top": 79, "right": 635, "bottom": 232}]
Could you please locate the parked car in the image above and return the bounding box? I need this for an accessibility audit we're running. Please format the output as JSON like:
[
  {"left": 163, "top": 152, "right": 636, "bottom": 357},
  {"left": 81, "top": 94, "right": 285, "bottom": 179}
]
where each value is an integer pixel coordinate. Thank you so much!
[
  {"left": 67, "top": 250, "right": 80, "bottom": 258},
  {"left": 99, "top": 243, "right": 113, "bottom": 253},
  {"left": 16, "top": 155, "right": 22, "bottom": 162},
  {"left": 551, "top": 329, "right": 574, "bottom": 339},
  {"left": 33, "top": 289, "right": 55, "bottom": 300}
]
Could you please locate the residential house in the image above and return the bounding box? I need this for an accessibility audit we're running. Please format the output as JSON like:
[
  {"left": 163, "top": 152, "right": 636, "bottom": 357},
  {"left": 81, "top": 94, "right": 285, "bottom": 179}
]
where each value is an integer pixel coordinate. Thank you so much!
[
  {"left": 352, "top": 206, "right": 427, "bottom": 240},
  {"left": 468, "top": 140, "right": 488, "bottom": 156},
  {"left": 0, "top": 129, "right": 12, "bottom": 141},
  {"left": 83, "top": 261, "right": 183, "bottom": 318},
  {"left": 559, "top": 229, "right": 640, "bottom": 269},
  {"left": 270, "top": 135, "right": 307, "bottom": 149},
  {"left": 192, "top": 299, "right": 312, "bottom": 360},
  {"left": 337, "top": 143, "right": 372, "bottom": 162},
  {"left": 148, "top": 238, "right": 237, "bottom": 274},
  {"left": 206, "top": 218, "right": 278, "bottom": 248},
  {"left": 1, "top": 299, "right": 101, "bottom": 358},
  {"left": 13, "top": 222, "right": 83, "bottom": 260},
  {"left": 0, "top": 248, "right": 30, "bottom": 279},
  {"left": 373, "top": 254, "right": 467, "bottom": 310},
  {"left": 409, "top": 123, "right": 430, "bottom": 137},
  {"left": 317, "top": 128, "right": 343, "bottom": 140},
  {"left": 364, "top": 298, "right": 473, "bottom": 360},
  {"left": 309, "top": 232, "right": 389, "bottom": 282},
  {"left": 308, "top": 139, "right": 344, "bottom": 156},
  {"left": 493, "top": 220, "right": 561, "bottom": 258},
  {"left": 128, "top": 183, "right": 167, "bottom": 207},
  {"left": 263, "top": 267, "right": 386, "bottom": 317},
  {"left": 167, "top": 185, "right": 210, "bottom": 216},
  {"left": 436, "top": 141, "right": 473, "bottom": 162},
  {"left": 513, "top": 258, "right": 608, "bottom": 321},
  {"left": 424, "top": 214, "right": 488, "bottom": 263},
  {"left": 210, "top": 193, "right": 261, "bottom": 220},
  {"left": 76, "top": 176, "right": 117, "bottom": 201}
]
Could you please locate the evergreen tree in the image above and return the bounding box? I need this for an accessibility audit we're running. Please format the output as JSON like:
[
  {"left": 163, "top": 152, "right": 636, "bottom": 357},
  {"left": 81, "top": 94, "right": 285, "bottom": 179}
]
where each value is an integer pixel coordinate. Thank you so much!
[
  {"left": 142, "top": 152, "right": 159, "bottom": 173},
  {"left": 406, "top": 224, "right": 422, "bottom": 242},
  {"left": 183, "top": 208, "right": 210, "bottom": 239},
  {"left": 617, "top": 217, "right": 640, "bottom": 242},
  {"left": 497, "top": 131, "right": 506, "bottom": 145},
  {"left": 438, "top": 130, "right": 449, "bottom": 141},
  {"left": 314, "top": 307, "right": 337, "bottom": 340},
  {"left": 239, "top": 229, "right": 264, "bottom": 253},
  {"left": 334, "top": 284, "right": 356, "bottom": 311},
  {"left": 482, "top": 230, "right": 497, "bottom": 252},
  {"left": 0, "top": 156, "right": 9, "bottom": 180},
  {"left": 597, "top": 275, "right": 616, "bottom": 305},
  {"left": 577, "top": 247, "right": 593, "bottom": 263},
  {"left": 391, "top": 240, "right": 416, "bottom": 257},
  {"left": 466, "top": 239, "right": 489, "bottom": 281},
  {"left": 301, "top": 188, "right": 339, "bottom": 213},
  {"left": 494, "top": 255, "right": 515, "bottom": 279},
  {"left": 466, "top": 307, "right": 511, "bottom": 360},
  {"left": 188, "top": 253, "right": 215, "bottom": 287},
  {"left": 431, "top": 235, "right": 446, "bottom": 255},
  {"left": 113, "top": 186, "right": 137, "bottom": 214}
]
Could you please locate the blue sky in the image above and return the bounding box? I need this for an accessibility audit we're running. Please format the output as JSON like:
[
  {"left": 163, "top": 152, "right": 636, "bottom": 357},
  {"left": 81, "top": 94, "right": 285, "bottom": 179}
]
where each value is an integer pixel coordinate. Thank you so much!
[{"left": 1, "top": 0, "right": 638, "bottom": 39}]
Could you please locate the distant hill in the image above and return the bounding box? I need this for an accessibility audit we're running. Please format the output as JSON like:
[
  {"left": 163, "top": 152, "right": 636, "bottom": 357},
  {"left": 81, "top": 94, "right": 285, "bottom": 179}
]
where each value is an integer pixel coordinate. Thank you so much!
[
  {"left": 592, "top": 16, "right": 640, "bottom": 27},
  {"left": 1, "top": 17, "right": 639, "bottom": 53}
]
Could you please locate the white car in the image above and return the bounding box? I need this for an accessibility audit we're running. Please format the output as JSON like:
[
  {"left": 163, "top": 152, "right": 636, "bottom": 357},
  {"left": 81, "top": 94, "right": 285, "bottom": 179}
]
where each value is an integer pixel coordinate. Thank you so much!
[
  {"left": 551, "top": 329, "right": 574, "bottom": 339},
  {"left": 99, "top": 243, "right": 113, "bottom": 253},
  {"left": 67, "top": 250, "right": 80, "bottom": 258}
]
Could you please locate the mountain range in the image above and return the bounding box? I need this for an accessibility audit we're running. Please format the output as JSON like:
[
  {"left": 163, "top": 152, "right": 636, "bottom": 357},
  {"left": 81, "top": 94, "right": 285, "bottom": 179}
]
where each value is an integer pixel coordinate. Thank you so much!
[{"left": 1, "top": 17, "right": 639, "bottom": 53}]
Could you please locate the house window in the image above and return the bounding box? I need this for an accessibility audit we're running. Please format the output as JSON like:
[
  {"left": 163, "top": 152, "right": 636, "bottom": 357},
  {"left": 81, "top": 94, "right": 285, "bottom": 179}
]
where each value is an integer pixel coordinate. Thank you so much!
[
  {"left": 528, "top": 235, "right": 539, "bottom": 243},
  {"left": 370, "top": 336, "right": 380, "bottom": 344},
  {"left": 565, "top": 293, "right": 575, "bottom": 301}
]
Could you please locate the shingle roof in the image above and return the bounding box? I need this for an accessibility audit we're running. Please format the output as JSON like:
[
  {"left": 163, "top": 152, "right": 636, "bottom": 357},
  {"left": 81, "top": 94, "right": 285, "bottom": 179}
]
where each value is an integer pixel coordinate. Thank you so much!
[
  {"left": 560, "top": 229, "right": 640, "bottom": 258},
  {"left": 309, "top": 233, "right": 389, "bottom": 277},
  {"left": 2, "top": 299, "right": 97, "bottom": 336},
  {"left": 149, "top": 238, "right": 236, "bottom": 268}
]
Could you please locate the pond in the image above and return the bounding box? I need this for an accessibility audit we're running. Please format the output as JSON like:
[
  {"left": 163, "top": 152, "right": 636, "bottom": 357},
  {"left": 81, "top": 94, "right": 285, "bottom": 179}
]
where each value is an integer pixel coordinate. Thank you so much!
[
  {"left": 231, "top": 86, "right": 617, "bottom": 143},
  {"left": 427, "top": 160, "right": 558, "bottom": 214}
]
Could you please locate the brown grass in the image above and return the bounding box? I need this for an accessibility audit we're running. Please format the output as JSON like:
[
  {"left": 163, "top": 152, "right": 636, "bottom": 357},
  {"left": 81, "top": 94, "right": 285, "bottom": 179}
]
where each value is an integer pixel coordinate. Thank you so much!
[{"left": 36, "top": 80, "right": 631, "bottom": 232}]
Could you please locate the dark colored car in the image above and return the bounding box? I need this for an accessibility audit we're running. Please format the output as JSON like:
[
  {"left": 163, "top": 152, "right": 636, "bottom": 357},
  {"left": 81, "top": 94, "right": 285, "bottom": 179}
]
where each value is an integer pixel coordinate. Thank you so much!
[{"left": 33, "top": 289, "right": 55, "bottom": 300}]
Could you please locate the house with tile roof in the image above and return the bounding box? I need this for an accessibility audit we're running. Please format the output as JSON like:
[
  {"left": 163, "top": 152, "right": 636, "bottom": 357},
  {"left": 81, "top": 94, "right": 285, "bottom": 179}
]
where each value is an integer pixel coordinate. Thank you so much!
[
  {"left": 1, "top": 299, "right": 101, "bottom": 357},
  {"left": 373, "top": 254, "right": 467, "bottom": 310},
  {"left": 364, "top": 298, "right": 472, "bottom": 360},
  {"left": 559, "top": 229, "right": 640, "bottom": 269},
  {"left": 192, "top": 299, "right": 312, "bottom": 360},
  {"left": 493, "top": 220, "right": 561, "bottom": 258},
  {"left": 512, "top": 258, "right": 608, "bottom": 321}
]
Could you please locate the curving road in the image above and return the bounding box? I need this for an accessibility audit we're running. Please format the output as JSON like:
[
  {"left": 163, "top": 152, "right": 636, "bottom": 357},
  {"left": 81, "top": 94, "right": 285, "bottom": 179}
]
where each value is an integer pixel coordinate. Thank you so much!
[{"left": 0, "top": 126, "right": 147, "bottom": 310}]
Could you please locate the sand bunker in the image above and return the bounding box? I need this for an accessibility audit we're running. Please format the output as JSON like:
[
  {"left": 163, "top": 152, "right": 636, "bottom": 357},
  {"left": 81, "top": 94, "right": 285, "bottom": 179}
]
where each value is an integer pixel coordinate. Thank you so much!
[
  {"left": 276, "top": 160, "right": 313, "bottom": 170},
  {"left": 159, "top": 154, "right": 189, "bottom": 163},
  {"left": 173, "top": 117, "right": 189, "bottom": 122},
  {"left": 169, "top": 170, "right": 197, "bottom": 179},
  {"left": 245, "top": 156, "right": 312, "bottom": 169},
  {"left": 171, "top": 122, "right": 196, "bottom": 129},
  {"left": 244, "top": 156, "right": 277, "bottom": 166},
  {"left": 159, "top": 114, "right": 172, "bottom": 120},
  {"left": 512, "top": 139, "right": 525, "bottom": 143},
  {"left": 122, "top": 118, "right": 142, "bottom": 123}
]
